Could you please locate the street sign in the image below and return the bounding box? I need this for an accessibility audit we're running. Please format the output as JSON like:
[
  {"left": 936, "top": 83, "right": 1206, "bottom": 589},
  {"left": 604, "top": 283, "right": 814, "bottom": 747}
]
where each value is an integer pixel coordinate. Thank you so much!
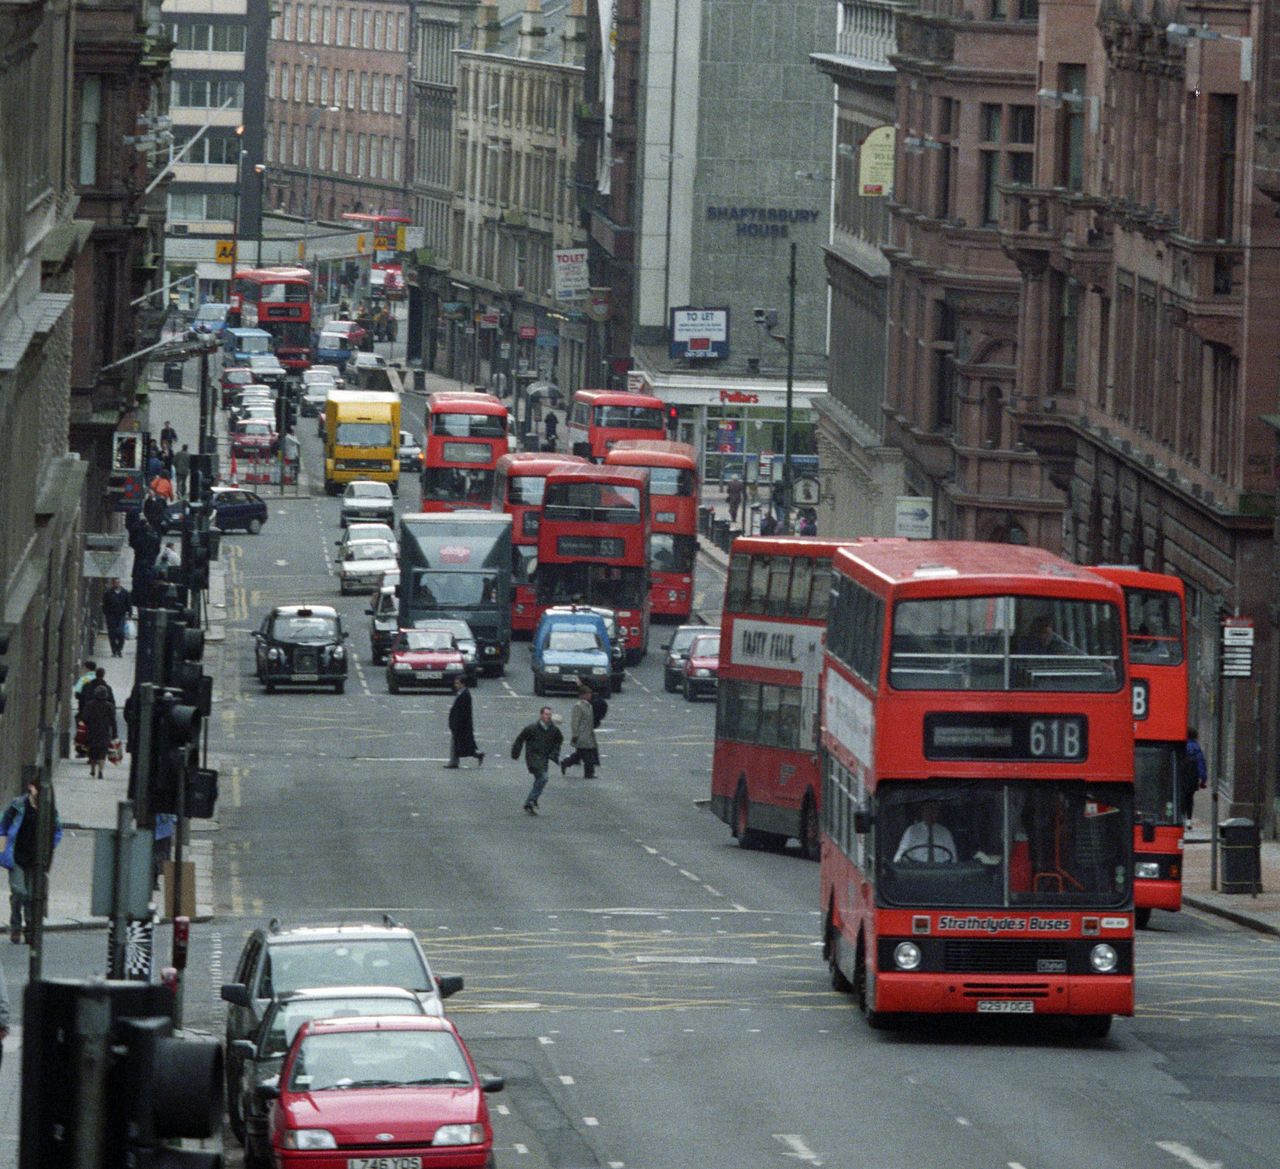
[
  {"left": 1221, "top": 617, "right": 1254, "bottom": 678},
  {"left": 895, "top": 496, "right": 933, "bottom": 539},
  {"left": 214, "top": 240, "right": 235, "bottom": 264},
  {"left": 518, "top": 324, "right": 537, "bottom": 340}
]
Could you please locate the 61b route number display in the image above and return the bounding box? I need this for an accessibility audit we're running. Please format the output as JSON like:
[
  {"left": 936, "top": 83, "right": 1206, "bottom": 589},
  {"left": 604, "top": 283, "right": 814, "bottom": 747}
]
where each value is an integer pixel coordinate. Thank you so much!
[{"left": 924, "top": 713, "right": 1088, "bottom": 762}]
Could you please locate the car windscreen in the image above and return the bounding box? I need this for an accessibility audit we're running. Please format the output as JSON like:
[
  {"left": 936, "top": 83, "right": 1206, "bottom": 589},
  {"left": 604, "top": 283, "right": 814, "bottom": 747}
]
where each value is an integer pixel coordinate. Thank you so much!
[
  {"left": 348, "top": 483, "right": 391, "bottom": 498},
  {"left": 547, "top": 629, "right": 602, "bottom": 653},
  {"left": 236, "top": 336, "right": 271, "bottom": 354},
  {"left": 289, "top": 1028, "right": 471, "bottom": 1092},
  {"left": 672, "top": 627, "right": 715, "bottom": 654},
  {"left": 239, "top": 422, "right": 273, "bottom": 435},
  {"left": 335, "top": 423, "right": 392, "bottom": 447},
  {"left": 271, "top": 615, "right": 339, "bottom": 642},
  {"left": 318, "top": 333, "right": 348, "bottom": 348},
  {"left": 195, "top": 305, "right": 227, "bottom": 322},
  {"left": 399, "top": 630, "right": 452, "bottom": 651},
  {"left": 260, "top": 996, "right": 422, "bottom": 1057},
  {"left": 347, "top": 542, "right": 395, "bottom": 561},
  {"left": 262, "top": 938, "right": 431, "bottom": 997}
]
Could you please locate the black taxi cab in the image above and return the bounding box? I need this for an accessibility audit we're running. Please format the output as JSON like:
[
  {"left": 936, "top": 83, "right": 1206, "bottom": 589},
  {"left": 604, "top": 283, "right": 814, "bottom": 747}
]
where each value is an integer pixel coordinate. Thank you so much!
[{"left": 253, "top": 604, "right": 349, "bottom": 693}]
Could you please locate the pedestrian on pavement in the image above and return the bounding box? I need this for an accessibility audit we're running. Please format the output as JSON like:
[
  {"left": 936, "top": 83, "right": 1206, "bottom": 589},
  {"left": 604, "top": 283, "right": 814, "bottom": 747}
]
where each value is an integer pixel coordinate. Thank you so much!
[
  {"left": 150, "top": 470, "right": 175, "bottom": 501},
  {"left": 159, "top": 420, "right": 178, "bottom": 455},
  {"left": 0, "top": 959, "right": 9, "bottom": 1068},
  {"left": 1182, "top": 727, "right": 1208, "bottom": 827},
  {"left": 153, "top": 813, "right": 176, "bottom": 890},
  {"left": 759, "top": 511, "right": 777, "bottom": 536},
  {"left": 0, "top": 782, "right": 63, "bottom": 944},
  {"left": 101, "top": 577, "right": 132, "bottom": 657},
  {"left": 173, "top": 444, "right": 191, "bottom": 498},
  {"left": 797, "top": 509, "right": 817, "bottom": 536},
  {"left": 141, "top": 489, "right": 168, "bottom": 536},
  {"left": 73, "top": 659, "right": 98, "bottom": 704},
  {"left": 445, "top": 675, "right": 484, "bottom": 769},
  {"left": 79, "top": 667, "right": 116, "bottom": 719},
  {"left": 510, "top": 706, "right": 563, "bottom": 815},
  {"left": 83, "top": 684, "right": 118, "bottom": 779},
  {"left": 156, "top": 540, "right": 181, "bottom": 570},
  {"left": 726, "top": 477, "right": 744, "bottom": 525},
  {"left": 560, "top": 684, "right": 600, "bottom": 779}
]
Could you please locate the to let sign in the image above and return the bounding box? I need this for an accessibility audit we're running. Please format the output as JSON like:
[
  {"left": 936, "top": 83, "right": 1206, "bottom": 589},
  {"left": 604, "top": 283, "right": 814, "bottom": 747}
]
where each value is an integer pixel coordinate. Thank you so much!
[
  {"left": 1221, "top": 617, "right": 1254, "bottom": 678},
  {"left": 553, "top": 248, "right": 589, "bottom": 300}
]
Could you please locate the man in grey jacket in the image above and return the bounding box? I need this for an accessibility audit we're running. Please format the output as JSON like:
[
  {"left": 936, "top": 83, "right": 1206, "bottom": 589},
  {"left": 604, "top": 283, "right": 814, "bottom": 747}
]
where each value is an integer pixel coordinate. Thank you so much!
[{"left": 560, "top": 684, "right": 599, "bottom": 779}]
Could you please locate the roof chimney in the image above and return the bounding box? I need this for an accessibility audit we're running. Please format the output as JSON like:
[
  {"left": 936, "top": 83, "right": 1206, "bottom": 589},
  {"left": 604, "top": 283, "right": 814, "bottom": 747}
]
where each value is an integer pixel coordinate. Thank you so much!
[
  {"left": 475, "top": 0, "right": 501, "bottom": 52},
  {"left": 562, "top": 0, "right": 587, "bottom": 66},
  {"left": 518, "top": 0, "right": 546, "bottom": 60}
]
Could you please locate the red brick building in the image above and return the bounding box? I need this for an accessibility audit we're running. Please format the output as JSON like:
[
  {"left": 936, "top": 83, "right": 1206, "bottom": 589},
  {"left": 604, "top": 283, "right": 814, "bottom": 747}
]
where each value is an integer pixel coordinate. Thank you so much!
[
  {"left": 1001, "top": 3, "right": 1275, "bottom": 825},
  {"left": 884, "top": 3, "right": 1064, "bottom": 547}
]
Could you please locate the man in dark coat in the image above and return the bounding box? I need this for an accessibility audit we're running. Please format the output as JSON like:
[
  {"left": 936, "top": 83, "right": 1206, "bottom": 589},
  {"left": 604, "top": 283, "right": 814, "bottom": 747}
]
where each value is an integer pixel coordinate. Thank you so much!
[
  {"left": 510, "top": 706, "right": 563, "bottom": 815},
  {"left": 83, "top": 684, "right": 118, "bottom": 779},
  {"left": 101, "top": 577, "right": 132, "bottom": 657},
  {"left": 445, "top": 675, "right": 484, "bottom": 768}
]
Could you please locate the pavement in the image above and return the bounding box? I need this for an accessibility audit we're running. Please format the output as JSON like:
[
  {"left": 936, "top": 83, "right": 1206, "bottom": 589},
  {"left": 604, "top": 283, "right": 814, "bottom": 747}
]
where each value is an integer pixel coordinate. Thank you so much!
[{"left": 693, "top": 484, "right": 1280, "bottom": 937}]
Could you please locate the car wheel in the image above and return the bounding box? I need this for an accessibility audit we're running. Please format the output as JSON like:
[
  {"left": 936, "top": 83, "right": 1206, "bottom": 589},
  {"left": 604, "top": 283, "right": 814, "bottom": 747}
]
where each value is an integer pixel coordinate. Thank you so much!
[
  {"left": 227, "top": 1078, "right": 245, "bottom": 1141},
  {"left": 612, "top": 677, "right": 622, "bottom": 695},
  {"left": 664, "top": 672, "right": 677, "bottom": 694},
  {"left": 247, "top": 518, "right": 262, "bottom": 534},
  {"left": 262, "top": 680, "right": 275, "bottom": 694},
  {"left": 682, "top": 678, "right": 694, "bottom": 702},
  {"left": 334, "top": 680, "right": 346, "bottom": 695},
  {"left": 387, "top": 675, "right": 399, "bottom": 694},
  {"left": 533, "top": 675, "right": 545, "bottom": 696}
]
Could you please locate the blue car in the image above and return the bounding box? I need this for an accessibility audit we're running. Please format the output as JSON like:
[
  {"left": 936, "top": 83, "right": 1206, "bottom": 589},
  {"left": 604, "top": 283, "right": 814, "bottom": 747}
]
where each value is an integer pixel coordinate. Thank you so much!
[
  {"left": 192, "top": 302, "right": 230, "bottom": 336},
  {"left": 164, "top": 487, "right": 268, "bottom": 534},
  {"left": 313, "top": 328, "right": 353, "bottom": 369},
  {"left": 531, "top": 611, "right": 612, "bottom": 696}
]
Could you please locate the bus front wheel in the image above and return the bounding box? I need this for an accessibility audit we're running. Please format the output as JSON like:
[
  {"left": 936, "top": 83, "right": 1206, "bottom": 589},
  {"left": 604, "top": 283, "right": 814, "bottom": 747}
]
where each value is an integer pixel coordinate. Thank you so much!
[
  {"left": 855, "top": 943, "right": 889, "bottom": 1029},
  {"left": 826, "top": 911, "right": 852, "bottom": 993}
]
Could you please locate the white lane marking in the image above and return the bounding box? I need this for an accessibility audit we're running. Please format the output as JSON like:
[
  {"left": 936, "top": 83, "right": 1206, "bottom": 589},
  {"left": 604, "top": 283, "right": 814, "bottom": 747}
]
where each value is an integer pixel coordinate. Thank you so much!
[
  {"left": 679, "top": 869, "right": 699, "bottom": 881},
  {"left": 275, "top": 558, "right": 288, "bottom": 566},
  {"left": 496, "top": 1104, "right": 510, "bottom": 1115},
  {"left": 1154, "top": 1142, "right": 1223, "bottom": 1169},
  {"left": 513, "top": 1143, "right": 529, "bottom": 1155},
  {"left": 660, "top": 857, "right": 677, "bottom": 867},
  {"left": 956, "top": 1117, "right": 972, "bottom": 1127},
  {"left": 558, "top": 1074, "right": 575, "bottom": 1085},
  {"left": 702, "top": 884, "right": 723, "bottom": 897},
  {"left": 537, "top": 1035, "right": 554, "bottom": 1046},
  {"left": 634, "top": 955, "right": 757, "bottom": 966},
  {"left": 583, "top": 1117, "right": 599, "bottom": 1127},
  {"left": 626, "top": 672, "right": 651, "bottom": 694},
  {"left": 1009, "top": 1163, "right": 1029, "bottom": 1169},
  {"left": 773, "top": 1134, "right": 823, "bottom": 1165},
  {"left": 608, "top": 1162, "right": 625, "bottom": 1168}
]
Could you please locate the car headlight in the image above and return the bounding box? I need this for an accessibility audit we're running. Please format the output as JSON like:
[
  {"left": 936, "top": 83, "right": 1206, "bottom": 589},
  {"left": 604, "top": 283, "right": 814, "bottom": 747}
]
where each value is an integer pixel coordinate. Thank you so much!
[
  {"left": 433, "top": 1123, "right": 484, "bottom": 1146},
  {"left": 893, "top": 941, "right": 922, "bottom": 971},
  {"left": 446, "top": 663, "right": 463, "bottom": 672},
  {"left": 483, "top": 645, "right": 497, "bottom": 655},
  {"left": 1134, "top": 861, "right": 1160, "bottom": 880},
  {"left": 545, "top": 665, "right": 560, "bottom": 674},
  {"left": 1089, "top": 944, "right": 1118, "bottom": 973},
  {"left": 282, "top": 1129, "right": 337, "bottom": 1150},
  {"left": 591, "top": 666, "right": 606, "bottom": 675},
  {"left": 393, "top": 662, "right": 412, "bottom": 671},
  {"left": 267, "top": 648, "right": 282, "bottom": 662},
  {"left": 694, "top": 668, "right": 711, "bottom": 677},
  {"left": 331, "top": 645, "right": 345, "bottom": 659}
]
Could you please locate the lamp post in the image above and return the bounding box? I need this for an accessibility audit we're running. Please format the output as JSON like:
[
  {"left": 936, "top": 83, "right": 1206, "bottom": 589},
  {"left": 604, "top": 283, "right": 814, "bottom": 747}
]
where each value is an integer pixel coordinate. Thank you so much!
[
  {"left": 253, "top": 164, "right": 267, "bottom": 266},
  {"left": 230, "top": 142, "right": 247, "bottom": 303},
  {"left": 304, "top": 105, "right": 341, "bottom": 265},
  {"left": 780, "top": 240, "right": 796, "bottom": 534}
]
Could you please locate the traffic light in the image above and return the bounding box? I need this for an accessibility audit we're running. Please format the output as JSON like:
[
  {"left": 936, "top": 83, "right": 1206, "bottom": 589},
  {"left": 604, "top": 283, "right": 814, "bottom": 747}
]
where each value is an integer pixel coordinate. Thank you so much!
[
  {"left": 164, "top": 619, "right": 205, "bottom": 703},
  {"left": 150, "top": 690, "right": 200, "bottom": 816},
  {"left": 20, "top": 978, "right": 222, "bottom": 1169},
  {"left": 666, "top": 404, "right": 679, "bottom": 435},
  {"left": 0, "top": 623, "right": 12, "bottom": 715}
]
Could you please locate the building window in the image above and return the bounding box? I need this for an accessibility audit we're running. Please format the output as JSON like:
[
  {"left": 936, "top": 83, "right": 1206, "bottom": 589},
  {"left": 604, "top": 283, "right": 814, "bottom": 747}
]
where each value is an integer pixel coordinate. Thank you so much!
[
  {"left": 360, "top": 72, "right": 369, "bottom": 110},
  {"left": 397, "top": 12, "right": 406, "bottom": 51},
  {"left": 383, "top": 74, "right": 391, "bottom": 114},
  {"left": 374, "top": 11, "right": 383, "bottom": 49},
  {"left": 346, "top": 131, "right": 354, "bottom": 172},
  {"left": 1207, "top": 93, "right": 1237, "bottom": 241},
  {"left": 283, "top": 3, "right": 293, "bottom": 39},
  {"left": 77, "top": 76, "right": 101, "bottom": 185},
  {"left": 320, "top": 68, "right": 329, "bottom": 104},
  {"left": 980, "top": 150, "right": 1001, "bottom": 226},
  {"left": 309, "top": 4, "right": 318, "bottom": 40},
  {"left": 393, "top": 137, "right": 402, "bottom": 181},
  {"left": 1058, "top": 276, "right": 1081, "bottom": 392},
  {"left": 394, "top": 76, "right": 404, "bottom": 116},
  {"left": 336, "top": 6, "right": 346, "bottom": 44},
  {"left": 211, "top": 25, "right": 246, "bottom": 51},
  {"left": 323, "top": 6, "right": 332, "bottom": 43},
  {"left": 293, "top": 64, "right": 304, "bottom": 102},
  {"left": 990, "top": 0, "right": 1007, "bottom": 16},
  {"left": 307, "top": 66, "right": 316, "bottom": 103},
  {"left": 347, "top": 69, "right": 356, "bottom": 109},
  {"left": 363, "top": 11, "right": 373, "bottom": 48},
  {"left": 1018, "top": 0, "right": 1039, "bottom": 18},
  {"left": 981, "top": 103, "right": 1001, "bottom": 143},
  {"left": 1058, "top": 64, "right": 1086, "bottom": 192}
]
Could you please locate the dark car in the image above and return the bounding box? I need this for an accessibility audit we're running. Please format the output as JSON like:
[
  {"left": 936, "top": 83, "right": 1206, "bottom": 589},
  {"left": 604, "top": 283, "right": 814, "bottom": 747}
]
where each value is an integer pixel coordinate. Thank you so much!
[
  {"left": 366, "top": 582, "right": 399, "bottom": 664},
  {"left": 232, "top": 986, "right": 426, "bottom": 1169},
  {"left": 163, "top": 486, "right": 268, "bottom": 535},
  {"left": 252, "top": 604, "right": 349, "bottom": 693},
  {"left": 220, "top": 919, "right": 463, "bottom": 1140},
  {"left": 663, "top": 624, "right": 719, "bottom": 693}
]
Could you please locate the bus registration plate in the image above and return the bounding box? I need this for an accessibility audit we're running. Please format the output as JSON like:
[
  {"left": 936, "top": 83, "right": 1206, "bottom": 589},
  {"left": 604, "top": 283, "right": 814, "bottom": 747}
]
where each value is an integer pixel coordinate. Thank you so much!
[{"left": 977, "top": 1000, "right": 1034, "bottom": 1014}]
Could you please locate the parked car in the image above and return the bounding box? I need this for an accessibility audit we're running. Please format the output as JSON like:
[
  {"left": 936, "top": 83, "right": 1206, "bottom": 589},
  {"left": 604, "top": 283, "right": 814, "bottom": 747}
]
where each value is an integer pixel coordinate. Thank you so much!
[
  {"left": 264, "top": 1016, "right": 500, "bottom": 1169},
  {"left": 233, "top": 986, "right": 426, "bottom": 1169},
  {"left": 230, "top": 418, "right": 278, "bottom": 459},
  {"left": 220, "top": 366, "right": 258, "bottom": 408},
  {"left": 366, "top": 583, "right": 399, "bottom": 664},
  {"left": 545, "top": 604, "right": 626, "bottom": 693},
  {"left": 340, "top": 479, "right": 395, "bottom": 526},
  {"left": 220, "top": 919, "right": 462, "bottom": 1139},
  {"left": 192, "top": 302, "right": 230, "bottom": 335},
  {"left": 252, "top": 604, "right": 349, "bottom": 693},
  {"left": 663, "top": 624, "right": 720, "bottom": 693},
  {"left": 337, "top": 538, "right": 398, "bottom": 595},
  {"left": 414, "top": 618, "right": 478, "bottom": 683},
  {"left": 386, "top": 627, "right": 468, "bottom": 693},
  {"left": 531, "top": 610, "right": 612, "bottom": 696},
  {"left": 682, "top": 631, "right": 720, "bottom": 700},
  {"left": 397, "top": 429, "right": 423, "bottom": 473}
]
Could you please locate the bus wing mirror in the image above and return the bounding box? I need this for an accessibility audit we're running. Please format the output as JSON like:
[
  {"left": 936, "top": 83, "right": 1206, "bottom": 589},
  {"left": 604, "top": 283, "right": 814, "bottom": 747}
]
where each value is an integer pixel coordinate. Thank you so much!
[{"left": 853, "top": 805, "right": 873, "bottom": 835}]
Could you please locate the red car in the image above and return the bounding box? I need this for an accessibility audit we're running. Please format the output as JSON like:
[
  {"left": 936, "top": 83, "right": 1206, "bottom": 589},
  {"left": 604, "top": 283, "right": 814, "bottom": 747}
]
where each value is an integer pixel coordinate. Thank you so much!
[
  {"left": 325, "top": 318, "right": 369, "bottom": 351},
  {"left": 682, "top": 632, "right": 720, "bottom": 701},
  {"left": 220, "top": 366, "right": 258, "bottom": 408},
  {"left": 267, "top": 1015, "right": 503, "bottom": 1168},
  {"left": 386, "top": 627, "right": 467, "bottom": 693},
  {"left": 230, "top": 418, "right": 278, "bottom": 458}
]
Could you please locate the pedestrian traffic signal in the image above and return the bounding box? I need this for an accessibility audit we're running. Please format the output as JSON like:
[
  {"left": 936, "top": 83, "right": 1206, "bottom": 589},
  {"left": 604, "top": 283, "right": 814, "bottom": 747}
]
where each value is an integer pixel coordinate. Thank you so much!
[
  {"left": 666, "top": 405, "right": 679, "bottom": 435},
  {"left": 20, "top": 978, "right": 223, "bottom": 1169},
  {"left": 150, "top": 691, "right": 201, "bottom": 816}
]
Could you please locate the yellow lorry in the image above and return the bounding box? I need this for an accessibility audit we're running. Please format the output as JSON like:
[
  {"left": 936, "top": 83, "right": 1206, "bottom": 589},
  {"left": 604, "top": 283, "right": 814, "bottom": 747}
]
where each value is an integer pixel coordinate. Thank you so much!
[{"left": 323, "top": 389, "right": 401, "bottom": 494}]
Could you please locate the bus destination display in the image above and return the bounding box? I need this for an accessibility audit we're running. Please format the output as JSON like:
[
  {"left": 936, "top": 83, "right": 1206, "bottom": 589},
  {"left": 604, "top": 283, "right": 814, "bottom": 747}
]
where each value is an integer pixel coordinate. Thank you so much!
[{"left": 924, "top": 712, "right": 1087, "bottom": 761}]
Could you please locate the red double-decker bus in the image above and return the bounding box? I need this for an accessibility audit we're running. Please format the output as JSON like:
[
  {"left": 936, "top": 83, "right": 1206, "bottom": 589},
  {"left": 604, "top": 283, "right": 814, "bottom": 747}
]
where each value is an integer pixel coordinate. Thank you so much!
[
  {"left": 420, "top": 392, "right": 509, "bottom": 513},
  {"left": 710, "top": 536, "right": 852, "bottom": 860},
  {"left": 231, "top": 267, "right": 314, "bottom": 373},
  {"left": 536, "top": 464, "right": 651, "bottom": 662},
  {"left": 565, "top": 389, "right": 666, "bottom": 461},
  {"left": 342, "top": 212, "right": 411, "bottom": 299},
  {"left": 492, "top": 451, "right": 587, "bottom": 634},
  {"left": 1093, "top": 566, "right": 1188, "bottom": 928},
  {"left": 821, "top": 541, "right": 1134, "bottom": 1036},
  {"left": 605, "top": 440, "right": 698, "bottom": 621}
]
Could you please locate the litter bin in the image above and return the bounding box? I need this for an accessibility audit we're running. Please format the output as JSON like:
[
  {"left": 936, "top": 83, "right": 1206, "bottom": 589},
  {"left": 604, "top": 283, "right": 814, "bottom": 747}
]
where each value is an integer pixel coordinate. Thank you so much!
[
  {"left": 710, "top": 518, "right": 730, "bottom": 552},
  {"left": 163, "top": 361, "right": 184, "bottom": 389},
  {"left": 1220, "top": 818, "right": 1261, "bottom": 893},
  {"left": 698, "top": 505, "right": 713, "bottom": 536}
]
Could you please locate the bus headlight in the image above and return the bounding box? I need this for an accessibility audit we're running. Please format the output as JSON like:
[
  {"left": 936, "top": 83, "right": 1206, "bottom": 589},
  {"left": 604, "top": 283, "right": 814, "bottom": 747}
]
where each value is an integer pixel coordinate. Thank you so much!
[
  {"left": 1089, "top": 944, "right": 1118, "bottom": 973},
  {"left": 1134, "top": 861, "right": 1160, "bottom": 880},
  {"left": 893, "top": 941, "right": 922, "bottom": 971}
]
